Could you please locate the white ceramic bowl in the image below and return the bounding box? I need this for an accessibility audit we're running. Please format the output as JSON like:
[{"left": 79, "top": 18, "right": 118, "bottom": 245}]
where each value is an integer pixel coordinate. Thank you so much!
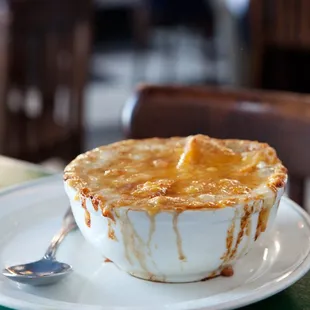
[
  {"left": 64, "top": 136, "right": 287, "bottom": 283},
  {"left": 64, "top": 182, "right": 285, "bottom": 283}
]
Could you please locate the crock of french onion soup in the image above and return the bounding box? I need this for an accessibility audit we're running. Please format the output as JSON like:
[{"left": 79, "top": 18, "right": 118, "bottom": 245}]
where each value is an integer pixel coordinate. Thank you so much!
[{"left": 64, "top": 134, "right": 287, "bottom": 283}]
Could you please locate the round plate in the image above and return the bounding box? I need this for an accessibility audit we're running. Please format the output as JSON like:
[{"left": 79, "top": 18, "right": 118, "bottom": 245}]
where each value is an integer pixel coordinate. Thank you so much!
[{"left": 0, "top": 175, "right": 310, "bottom": 310}]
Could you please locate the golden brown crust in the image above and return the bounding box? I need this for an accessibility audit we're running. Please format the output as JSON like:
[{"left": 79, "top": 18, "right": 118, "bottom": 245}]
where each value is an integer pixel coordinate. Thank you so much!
[{"left": 64, "top": 135, "right": 287, "bottom": 215}]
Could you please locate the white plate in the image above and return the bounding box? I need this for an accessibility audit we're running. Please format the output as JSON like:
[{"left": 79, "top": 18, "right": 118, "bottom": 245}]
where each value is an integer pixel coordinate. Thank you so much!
[{"left": 0, "top": 175, "right": 310, "bottom": 310}]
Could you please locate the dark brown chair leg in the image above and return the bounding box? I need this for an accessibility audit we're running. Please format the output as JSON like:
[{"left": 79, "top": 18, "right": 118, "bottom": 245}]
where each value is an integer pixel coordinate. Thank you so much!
[{"left": 289, "top": 175, "right": 305, "bottom": 207}]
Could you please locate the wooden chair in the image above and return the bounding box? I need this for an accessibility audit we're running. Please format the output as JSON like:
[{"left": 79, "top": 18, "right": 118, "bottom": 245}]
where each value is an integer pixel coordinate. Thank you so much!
[
  {"left": 0, "top": 0, "right": 92, "bottom": 163},
  {"left": 122, "top": 84, "right": 310, "bottom": 207},
  {"left": 250, "top": 0, "right": 310, "bottom": 91}
]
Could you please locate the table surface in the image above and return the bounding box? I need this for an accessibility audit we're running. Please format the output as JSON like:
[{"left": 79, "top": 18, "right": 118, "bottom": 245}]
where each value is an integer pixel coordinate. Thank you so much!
[{"left": 0, "top": 156, "right": 309, "bottom": 310}]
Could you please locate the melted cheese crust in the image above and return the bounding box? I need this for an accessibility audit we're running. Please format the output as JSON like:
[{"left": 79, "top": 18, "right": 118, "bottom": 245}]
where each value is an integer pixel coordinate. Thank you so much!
[{"left": 64, "top": 135, "right": 287, "bottom": 213}]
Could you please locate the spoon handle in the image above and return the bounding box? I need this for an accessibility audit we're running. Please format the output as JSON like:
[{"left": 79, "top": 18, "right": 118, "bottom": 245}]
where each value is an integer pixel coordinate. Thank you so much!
[{"left": 44, "top": 207, "right": 77, "bottom": 260}]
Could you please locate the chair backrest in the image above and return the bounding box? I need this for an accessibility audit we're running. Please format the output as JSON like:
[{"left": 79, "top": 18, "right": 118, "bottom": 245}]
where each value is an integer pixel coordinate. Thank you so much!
[
  {"left": 0, "top": 0, "right": 92, "bottom": 163},
  {"left": 122, "top": 84, "right": 310, "bottom": 206}
]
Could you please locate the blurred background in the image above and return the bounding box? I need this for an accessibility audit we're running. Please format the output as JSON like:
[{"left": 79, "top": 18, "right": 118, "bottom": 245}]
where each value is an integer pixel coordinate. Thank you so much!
[{"left": 0, "top": 0, "right": 310, "bottom": 171}]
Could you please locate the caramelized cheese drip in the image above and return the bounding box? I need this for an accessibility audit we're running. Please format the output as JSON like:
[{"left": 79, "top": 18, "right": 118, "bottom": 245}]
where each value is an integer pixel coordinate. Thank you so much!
[{"left": 64, "top": 135, "right": 287, "bottom": 212}]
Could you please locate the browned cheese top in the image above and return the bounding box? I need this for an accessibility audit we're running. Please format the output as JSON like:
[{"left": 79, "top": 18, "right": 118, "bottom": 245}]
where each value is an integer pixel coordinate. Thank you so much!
[{"left": 64, "top": 135, "right": 287, "bottom": 214}]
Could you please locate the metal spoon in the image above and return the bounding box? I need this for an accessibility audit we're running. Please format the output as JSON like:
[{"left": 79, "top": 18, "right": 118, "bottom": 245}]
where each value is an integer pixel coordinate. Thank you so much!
[{"left": 2, "top": 207, "right": 77, "bottom": 286}]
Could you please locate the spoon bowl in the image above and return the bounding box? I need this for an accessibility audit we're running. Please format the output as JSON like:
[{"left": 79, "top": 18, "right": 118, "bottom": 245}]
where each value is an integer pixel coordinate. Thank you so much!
[
  {"left": 3, "top": 258, "right": 73, "bottom": 286},
  {"left": 2, "top": 207, "right": 77, "bottom": 286}
]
